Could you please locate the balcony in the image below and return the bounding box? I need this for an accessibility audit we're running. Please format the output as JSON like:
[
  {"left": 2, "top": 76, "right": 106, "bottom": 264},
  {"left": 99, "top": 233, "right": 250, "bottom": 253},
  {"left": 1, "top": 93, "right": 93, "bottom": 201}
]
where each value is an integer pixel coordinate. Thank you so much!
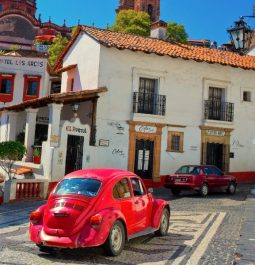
[
  {"left": 204, "top": 100, "right": 234, "bottom": 122},
  {"left": 133, "top": 92, "right": 166, "bottom": 116}
]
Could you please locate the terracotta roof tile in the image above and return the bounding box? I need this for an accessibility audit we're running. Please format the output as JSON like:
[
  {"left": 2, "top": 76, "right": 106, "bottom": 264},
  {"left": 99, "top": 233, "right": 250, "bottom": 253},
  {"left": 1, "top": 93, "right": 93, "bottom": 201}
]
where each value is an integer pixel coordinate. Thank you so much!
[
  {"left": 55, "top": 25, "right": 255, "bottom": 72},
  {"left": 0, "top": 87, "right": 107, "bottom": 112}
]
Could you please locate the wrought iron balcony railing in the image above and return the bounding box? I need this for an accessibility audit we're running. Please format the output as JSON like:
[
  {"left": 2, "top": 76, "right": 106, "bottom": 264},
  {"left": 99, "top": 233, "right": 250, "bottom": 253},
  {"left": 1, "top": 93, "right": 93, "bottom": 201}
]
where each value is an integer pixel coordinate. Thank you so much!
[
  {"left": 133, "top": 92, "right": 166, "bottom": 116},
  {"left": 204, "top": 100, "right": 234, "bottom": 122}
]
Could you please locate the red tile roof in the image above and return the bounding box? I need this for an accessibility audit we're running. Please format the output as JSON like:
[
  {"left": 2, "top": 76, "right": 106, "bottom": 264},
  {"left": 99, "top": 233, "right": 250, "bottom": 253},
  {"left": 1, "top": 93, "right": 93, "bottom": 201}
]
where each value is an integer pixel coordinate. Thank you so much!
[
  {"left": 55, "top": 25, "right": 255, "bottom": 72},
  {"left": 0, "top": 87, "right": 107, "bottom": 112}
]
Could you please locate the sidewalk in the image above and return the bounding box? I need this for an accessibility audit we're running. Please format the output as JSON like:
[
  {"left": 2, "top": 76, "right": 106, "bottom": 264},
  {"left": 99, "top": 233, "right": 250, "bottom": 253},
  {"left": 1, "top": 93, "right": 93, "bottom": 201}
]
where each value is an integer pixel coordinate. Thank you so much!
[{"left": 234, "top": 186, "right": 255, "bottom": 265}]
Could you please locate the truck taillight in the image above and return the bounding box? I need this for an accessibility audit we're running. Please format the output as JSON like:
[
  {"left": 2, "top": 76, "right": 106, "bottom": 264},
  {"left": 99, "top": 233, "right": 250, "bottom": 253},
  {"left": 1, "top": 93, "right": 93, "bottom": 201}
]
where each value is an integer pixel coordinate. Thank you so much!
[{"left": 30, "top": 211, "right": 42, "bottom": 225}]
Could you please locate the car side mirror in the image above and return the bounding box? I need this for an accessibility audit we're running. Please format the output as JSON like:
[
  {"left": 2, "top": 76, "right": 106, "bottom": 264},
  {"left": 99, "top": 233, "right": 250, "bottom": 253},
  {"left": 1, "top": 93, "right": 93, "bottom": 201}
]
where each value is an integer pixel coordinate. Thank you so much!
[{"left": 148, "top": 188, "right": 153, "bottom": 194}]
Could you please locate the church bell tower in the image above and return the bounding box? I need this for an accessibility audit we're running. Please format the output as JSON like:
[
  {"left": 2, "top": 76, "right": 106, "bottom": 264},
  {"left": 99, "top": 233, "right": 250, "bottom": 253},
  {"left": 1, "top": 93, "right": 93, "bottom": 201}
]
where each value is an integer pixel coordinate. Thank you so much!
[{"left": 117, "top": 0, "right": 160, "bottom": 22}]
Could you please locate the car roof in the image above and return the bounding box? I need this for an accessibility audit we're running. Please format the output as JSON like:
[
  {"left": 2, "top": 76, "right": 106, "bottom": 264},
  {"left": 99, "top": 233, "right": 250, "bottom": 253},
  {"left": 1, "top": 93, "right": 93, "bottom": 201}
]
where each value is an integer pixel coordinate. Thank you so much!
[{"left": 64, "top": 168, "right": 137, "bottom": 184}]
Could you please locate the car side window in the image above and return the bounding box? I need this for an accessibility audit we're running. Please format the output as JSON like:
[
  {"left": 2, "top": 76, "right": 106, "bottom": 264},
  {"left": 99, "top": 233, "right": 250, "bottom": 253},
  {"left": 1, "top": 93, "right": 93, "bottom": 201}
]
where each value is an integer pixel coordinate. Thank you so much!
[
  {"left": 212, "top": 166, "right": 224, "bottom": 176},
  {"left": 131, "top": 178, "right": 145, "bottom": 196},
  {"left": 204, "top": 167, "right": 210, "bottom": 175},
  {"left": 112, "top": 178, "right": 132, "bottom": 200}
]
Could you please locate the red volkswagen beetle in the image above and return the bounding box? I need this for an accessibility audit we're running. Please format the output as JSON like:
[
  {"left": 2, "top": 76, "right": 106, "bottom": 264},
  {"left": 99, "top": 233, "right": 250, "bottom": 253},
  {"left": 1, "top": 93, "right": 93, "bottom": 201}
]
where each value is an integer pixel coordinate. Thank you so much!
[
  {"left": 164, "top": 165, "right": 237, "bottom": 197},
  {"left": 30, "top": 169, "right": 170, "bottom": 256}
]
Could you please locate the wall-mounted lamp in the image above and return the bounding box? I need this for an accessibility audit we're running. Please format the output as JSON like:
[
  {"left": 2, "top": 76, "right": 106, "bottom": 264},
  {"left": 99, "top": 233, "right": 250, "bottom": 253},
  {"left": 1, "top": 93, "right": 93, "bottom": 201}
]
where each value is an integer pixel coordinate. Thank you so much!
[{"left": 71, "top": 103, "right": 80, "bottom": 117}]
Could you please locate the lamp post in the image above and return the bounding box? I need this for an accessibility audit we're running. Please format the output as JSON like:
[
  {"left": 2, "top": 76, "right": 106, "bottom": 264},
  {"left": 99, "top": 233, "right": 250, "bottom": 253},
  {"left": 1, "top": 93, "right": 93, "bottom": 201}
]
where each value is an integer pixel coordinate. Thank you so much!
[{"left": 227, "top": 16, "right": 254, "bottom": 54}]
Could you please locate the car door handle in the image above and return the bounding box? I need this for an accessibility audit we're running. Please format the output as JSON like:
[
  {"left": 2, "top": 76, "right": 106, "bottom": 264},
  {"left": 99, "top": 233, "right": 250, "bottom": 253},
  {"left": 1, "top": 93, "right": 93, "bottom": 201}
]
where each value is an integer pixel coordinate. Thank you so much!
[{"left": 134, "top": 200, "right": 139, "bottom": 205}]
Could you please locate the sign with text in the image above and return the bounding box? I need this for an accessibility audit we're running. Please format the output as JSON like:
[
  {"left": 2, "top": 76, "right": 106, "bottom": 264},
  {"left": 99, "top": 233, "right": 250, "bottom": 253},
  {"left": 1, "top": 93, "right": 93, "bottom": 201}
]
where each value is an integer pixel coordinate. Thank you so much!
[
  {"left": 135, "top": 125, "right": 157, "bottom": 134},
  {"left": 66, "top": 126, "right": 87, "bottom": 134},
  {"left": 0, "top": 56, "right": 45, "bottom": 69},
  {"left": 207, "top": 130, "right": 225, "bottom": 137}
]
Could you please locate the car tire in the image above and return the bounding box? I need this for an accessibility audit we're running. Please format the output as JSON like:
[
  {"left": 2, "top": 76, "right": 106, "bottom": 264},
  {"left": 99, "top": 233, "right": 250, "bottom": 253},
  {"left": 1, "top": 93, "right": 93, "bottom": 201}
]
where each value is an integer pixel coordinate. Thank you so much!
[
  {"left": 227, "top": 182, "right": 236, "bottom": 195},
  {"left": 36, "top": 244, "right": 55, "bottom": 254},
  {"left": 155, "top": 208, "right": 170, "bottom": 237},
  {"left": 103, "top": 220, "right": 125, "bottom": 257},
  {"left": 200, "top": 183, "right": 209, "bottom": 197},
  {"left": 171, "top": 189, "right": 181, "bottom": 196}
]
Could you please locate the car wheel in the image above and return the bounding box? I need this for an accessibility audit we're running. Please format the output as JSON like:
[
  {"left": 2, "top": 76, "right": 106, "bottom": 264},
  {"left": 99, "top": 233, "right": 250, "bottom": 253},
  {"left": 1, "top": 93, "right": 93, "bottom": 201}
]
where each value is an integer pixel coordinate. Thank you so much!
[
  {"left": 36, "top": 244, "right": 55, "bottom": 254},
  {"left": 155, "top": 208, "right": 170, "bottom": 236},
  {"left": 104, "top": 220, "right": 125, "bottom": 256},
  {"left": 227, "top": 182, "right": 236, "bottom": 195},
  {"left": 200, "top": 183, "right": 209, "bottom": 197},
  {"left": 171, "top": 189, "right": 181, "bottom": 196}
]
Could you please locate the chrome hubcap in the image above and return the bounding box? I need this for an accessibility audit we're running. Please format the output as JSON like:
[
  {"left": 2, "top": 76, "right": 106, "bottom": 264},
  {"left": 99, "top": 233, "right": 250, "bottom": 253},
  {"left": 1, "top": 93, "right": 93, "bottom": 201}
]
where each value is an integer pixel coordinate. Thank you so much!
[
  {"left": 202, "top": 185, "right": 208, "bottom": 195},
  {"left": 229, "top": 184, "right": 235, "bottom": 193},
  {"left": 111, "top": 226, "right": 122, "bottom": 251}
]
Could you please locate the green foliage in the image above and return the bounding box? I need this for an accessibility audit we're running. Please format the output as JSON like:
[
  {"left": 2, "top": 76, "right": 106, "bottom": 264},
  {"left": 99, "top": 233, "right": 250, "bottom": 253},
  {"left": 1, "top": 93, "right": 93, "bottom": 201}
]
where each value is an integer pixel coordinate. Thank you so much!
[
  {"left": 0, "top": 141, "right": 26, "bottom": 180},
  {"left": 166, "top": 22, "right": 188, "bottom": 44},
  {"left": 48, "top": 34, "right": 69, "bottom": 66},
  {"left": 110, "top": 10, "right": 151, "bottom": 36},
  {"left": 33, "top": 148, "right": 41, "bottom": 157},
  {"left": 9, "top": 45, "right": 21, "bottom": 51},
  {"left": 0, "top": 50, "right": 6, "bottom": 55},
  {"left": 71, "top": 26, "right": 79, "bottom": 37}
]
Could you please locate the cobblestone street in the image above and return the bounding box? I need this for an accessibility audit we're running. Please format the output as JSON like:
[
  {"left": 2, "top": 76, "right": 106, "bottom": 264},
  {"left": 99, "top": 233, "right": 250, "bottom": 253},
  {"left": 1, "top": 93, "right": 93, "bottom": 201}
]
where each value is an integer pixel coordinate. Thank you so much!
[{"left": 0, "top": 184, "right": 251, "bottom": 265}]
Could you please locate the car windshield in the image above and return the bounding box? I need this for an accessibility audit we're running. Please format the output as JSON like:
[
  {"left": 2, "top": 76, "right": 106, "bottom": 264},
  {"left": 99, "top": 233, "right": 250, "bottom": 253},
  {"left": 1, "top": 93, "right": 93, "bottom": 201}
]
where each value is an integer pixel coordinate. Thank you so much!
[
  {"left": 175, "top": 166, "right": 200, "bottom": 175},
  {"left": 54, "top": 178, "right": 102, "bottom": 197}
]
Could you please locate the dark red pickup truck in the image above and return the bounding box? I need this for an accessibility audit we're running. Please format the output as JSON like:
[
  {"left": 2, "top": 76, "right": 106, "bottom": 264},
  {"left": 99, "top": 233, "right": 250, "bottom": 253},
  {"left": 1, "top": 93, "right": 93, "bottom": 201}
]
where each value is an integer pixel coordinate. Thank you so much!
[{"left": 163, "top": 165, "right": 237, "bottom": 197}]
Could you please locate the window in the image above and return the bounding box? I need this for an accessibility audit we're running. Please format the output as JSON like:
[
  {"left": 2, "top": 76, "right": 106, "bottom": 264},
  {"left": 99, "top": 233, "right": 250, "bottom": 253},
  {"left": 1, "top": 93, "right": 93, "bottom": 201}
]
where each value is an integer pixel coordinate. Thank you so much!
[
  {"left": 0, "top": 74, "right": 15, "bottom": 103},
  {"left": 51, "top": 81, "right": 61, "bottom": 94},
  {"left": 0, "top": 5, "right": 2, "bottom": 11},
  {"left": 54, "top": 178, "right": 102, "bottom": 197},
  {"left": 23, "top": 75, "right": 41, "bottom": 101},
  {"left": 27, "top": 80, "right": 38, "bottom": 96},
  {"left": 131, "top": 178, "right": 145, "bottom": 196},
  {"left": 113, "top": 178, "right": 131, "bottom": 199},
  {"left": 167, "top": 131, "right": 184, "bottom": 152},
  {"left": 175, "top": 166, "right": 200, "bottom": 175},
  {"left": 138, "top": 77, "right": 157, "bottom": 114},
  {"left": 243, "top": 91, "right": 252, "bottom": 102},
  {"left": 0, "top": 79, "right": 12, "bottom": 94}
]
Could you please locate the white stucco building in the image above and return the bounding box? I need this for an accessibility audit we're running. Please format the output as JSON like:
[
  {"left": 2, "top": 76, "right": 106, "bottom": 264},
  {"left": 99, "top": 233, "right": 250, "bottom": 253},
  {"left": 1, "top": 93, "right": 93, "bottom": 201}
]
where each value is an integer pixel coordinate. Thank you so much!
[{"left": 1, "top": 26, "right": 255, "bottom": 186}]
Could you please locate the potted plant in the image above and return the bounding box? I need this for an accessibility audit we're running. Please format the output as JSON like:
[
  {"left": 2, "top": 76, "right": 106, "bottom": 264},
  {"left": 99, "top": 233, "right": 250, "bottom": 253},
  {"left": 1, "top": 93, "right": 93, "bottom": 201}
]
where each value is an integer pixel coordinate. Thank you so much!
[{"left": 33, "top": 148, "right": 41, "bottom": 164}]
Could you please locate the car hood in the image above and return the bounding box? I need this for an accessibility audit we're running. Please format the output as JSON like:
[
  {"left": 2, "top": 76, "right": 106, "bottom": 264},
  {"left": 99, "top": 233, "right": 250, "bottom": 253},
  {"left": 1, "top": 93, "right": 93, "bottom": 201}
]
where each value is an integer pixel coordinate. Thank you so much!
[{"left": 43, "top": 196, "right": 95, "bottom": 237}]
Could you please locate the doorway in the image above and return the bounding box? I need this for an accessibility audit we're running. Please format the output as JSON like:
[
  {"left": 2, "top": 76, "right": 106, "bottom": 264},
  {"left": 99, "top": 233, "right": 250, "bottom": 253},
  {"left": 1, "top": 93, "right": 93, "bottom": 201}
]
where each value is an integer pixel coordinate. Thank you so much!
[
  {"left": 65, "top": 135, "right": 84, "bottom": 175},
  {"left": 134, "top": 139, "right": 154, "bottom": 179},
  {"left": 206, "top": 143, "right": 224, "bottom": 170}
]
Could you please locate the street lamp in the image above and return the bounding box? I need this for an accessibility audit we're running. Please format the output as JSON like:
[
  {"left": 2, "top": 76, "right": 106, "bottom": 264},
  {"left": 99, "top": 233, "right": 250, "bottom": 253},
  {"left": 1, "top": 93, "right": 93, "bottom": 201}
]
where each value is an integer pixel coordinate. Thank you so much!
[{"left": 227, "top": 17, "right": 254, "bottom": 54}]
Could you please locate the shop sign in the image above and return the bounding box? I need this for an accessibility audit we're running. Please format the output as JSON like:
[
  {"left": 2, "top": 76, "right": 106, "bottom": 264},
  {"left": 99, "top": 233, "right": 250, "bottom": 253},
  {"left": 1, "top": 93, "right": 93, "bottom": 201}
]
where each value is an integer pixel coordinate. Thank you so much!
[
  {"left": 207, "top": 130, "right": 225, "bottom": 137},
  {"left": 36, "top": 116, "right": 49, "bottom": 125},
  {"left": 99, "top": 139, "right": 109, "bottom": 147},
  {"left": 135, "top": 125, "right": 157, "bottom": 134},
  {"left": 66, "top": 126, "right": 87, "bottom": 134},
  {"left": 50, "top": 135, "right": 59, "bottom": 143}
]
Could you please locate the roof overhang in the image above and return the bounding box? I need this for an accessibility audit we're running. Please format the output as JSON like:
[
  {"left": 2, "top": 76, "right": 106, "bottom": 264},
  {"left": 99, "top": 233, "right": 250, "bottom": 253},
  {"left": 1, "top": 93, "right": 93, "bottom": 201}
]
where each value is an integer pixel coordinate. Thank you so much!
[{"left": 0, "top": 87, "right": 107, "bottom": 112}]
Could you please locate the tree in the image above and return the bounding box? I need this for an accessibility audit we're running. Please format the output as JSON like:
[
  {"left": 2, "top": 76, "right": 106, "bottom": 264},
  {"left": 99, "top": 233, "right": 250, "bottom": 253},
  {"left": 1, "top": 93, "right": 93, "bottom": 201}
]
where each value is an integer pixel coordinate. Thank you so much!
[
  {"left": 0, "top": 141, "right": 26, "bottom": 180},
  {"left": 166, "top": 22, "right": 188, "bottom": 44},
  {"left": 48, "top": 34, "right": 69, "bottom": 66},
  {"left": 110, "top": 10, "right": 151, "bottom": 37}
]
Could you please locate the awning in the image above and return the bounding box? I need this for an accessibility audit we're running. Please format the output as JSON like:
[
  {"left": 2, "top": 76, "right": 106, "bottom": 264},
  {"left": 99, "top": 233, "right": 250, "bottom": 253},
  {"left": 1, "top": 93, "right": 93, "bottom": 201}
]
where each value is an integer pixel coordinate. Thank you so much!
[{"left": 0, "top": 87, "right": 107, "bottom": 112}]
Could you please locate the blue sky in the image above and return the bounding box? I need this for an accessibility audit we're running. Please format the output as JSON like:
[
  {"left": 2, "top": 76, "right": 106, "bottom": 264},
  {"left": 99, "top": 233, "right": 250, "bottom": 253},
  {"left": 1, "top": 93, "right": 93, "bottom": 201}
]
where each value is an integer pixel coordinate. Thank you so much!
[{"left": 37, "top": 0, "right": 255, "bottom": 45}]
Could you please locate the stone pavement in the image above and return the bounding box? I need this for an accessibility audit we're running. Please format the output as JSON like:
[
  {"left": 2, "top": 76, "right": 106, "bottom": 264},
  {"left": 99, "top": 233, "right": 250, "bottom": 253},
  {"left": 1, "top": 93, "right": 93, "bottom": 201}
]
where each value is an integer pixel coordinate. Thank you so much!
[
  {"left": 0, "top": 184, "right": 253, "bottom": 265},
  {"left": 234, "top": 186, "right": 255, "bottom": 265}
]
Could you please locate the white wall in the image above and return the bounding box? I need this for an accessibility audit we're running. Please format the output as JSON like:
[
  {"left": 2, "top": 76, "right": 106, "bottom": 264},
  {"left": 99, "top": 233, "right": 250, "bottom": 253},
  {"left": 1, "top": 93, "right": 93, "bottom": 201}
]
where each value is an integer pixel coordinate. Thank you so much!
[
  {"left": 61, "top": 33, "right": 101, "bottom": 92},
  {"left": 96, "top": 46, "right": 255, "bottom": 174},
  {"left": 60, "top": 33, "right": 255, "bottom": 177}
]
